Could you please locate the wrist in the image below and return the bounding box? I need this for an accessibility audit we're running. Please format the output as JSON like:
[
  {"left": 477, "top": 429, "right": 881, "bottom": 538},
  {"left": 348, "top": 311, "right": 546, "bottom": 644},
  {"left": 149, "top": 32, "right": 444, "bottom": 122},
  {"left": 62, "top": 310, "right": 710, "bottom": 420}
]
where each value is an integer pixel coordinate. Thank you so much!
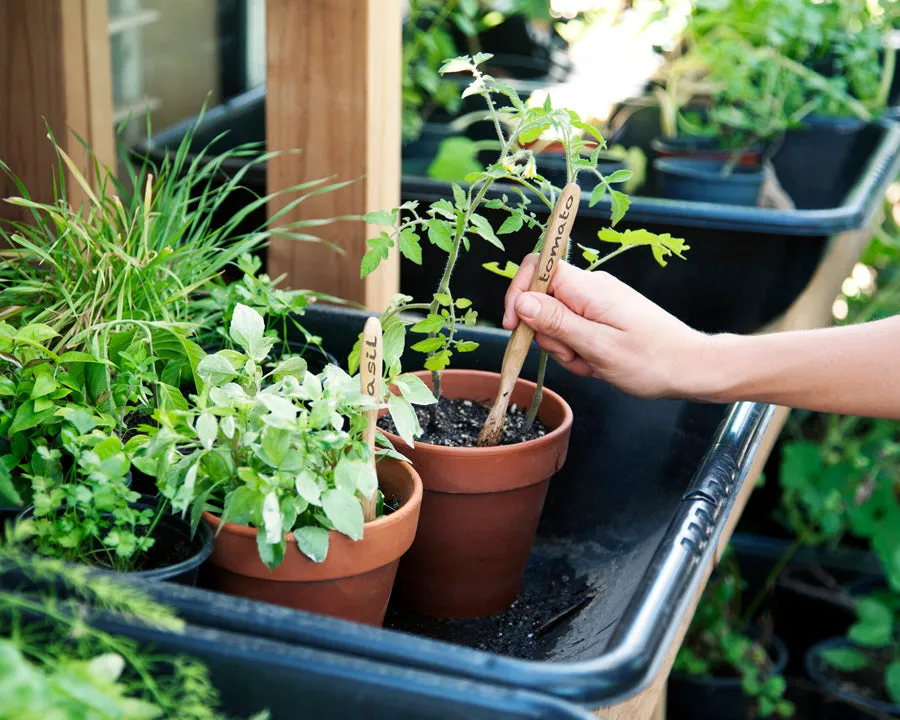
[{"left": 680, "top": 332, "right": 746, "bottom": 404}]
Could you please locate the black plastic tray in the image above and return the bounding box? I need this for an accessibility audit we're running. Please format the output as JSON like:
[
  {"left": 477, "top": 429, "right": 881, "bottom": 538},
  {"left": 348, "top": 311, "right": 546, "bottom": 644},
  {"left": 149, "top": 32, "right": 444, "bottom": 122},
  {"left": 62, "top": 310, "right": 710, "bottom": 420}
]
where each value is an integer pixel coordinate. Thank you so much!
[
  {"left": 127, "top": 305, "right": 774, "bottom": 708},
  {"left": 399, "top": 109, "right": 900, "bottom": 334},
  {"left": 90, "top": 612, "right": 595, "bottom": 720}
]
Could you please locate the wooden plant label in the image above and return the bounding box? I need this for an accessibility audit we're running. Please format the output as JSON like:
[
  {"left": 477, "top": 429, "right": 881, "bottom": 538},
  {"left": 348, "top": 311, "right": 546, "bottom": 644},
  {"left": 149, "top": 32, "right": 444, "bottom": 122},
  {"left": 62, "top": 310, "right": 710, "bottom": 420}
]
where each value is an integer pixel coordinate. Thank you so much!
[
  {"left": 360, "top": 316, "right": 382, "bottom": 522},
  {"left": 477, "top": 183, "right": 581, "bottom": 447}
]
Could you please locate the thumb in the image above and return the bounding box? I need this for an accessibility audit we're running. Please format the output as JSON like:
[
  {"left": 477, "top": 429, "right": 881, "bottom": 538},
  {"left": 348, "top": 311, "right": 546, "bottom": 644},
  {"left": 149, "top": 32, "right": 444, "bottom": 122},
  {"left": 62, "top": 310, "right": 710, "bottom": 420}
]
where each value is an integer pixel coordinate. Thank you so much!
[{"left": 515, "top": 292, "right": 602, "bottom": 356}]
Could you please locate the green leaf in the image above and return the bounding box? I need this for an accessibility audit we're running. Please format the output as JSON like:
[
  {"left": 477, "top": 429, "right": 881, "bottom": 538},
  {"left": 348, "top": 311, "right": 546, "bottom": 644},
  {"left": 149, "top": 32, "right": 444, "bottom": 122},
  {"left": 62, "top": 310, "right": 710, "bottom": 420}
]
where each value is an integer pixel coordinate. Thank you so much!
[
  {"left": 335, "top": 458, "right": 377, "bottom": 498},
  {"left": 273, "top": 356, "right": 307, "bottom": 381},
  {"left": 820, "top": 647, "right": 869, "bottom": 672},
  {"left": 394, "top": 374, "right": 437, "bottom": 405},
  {"left": 294, "top": 526, "right": 330, "bottom": 563},
  {"left": 361, "top": 232, "right": 393, "bottom": 278},
  {"left": 197, "top": 354, "right": 237, "bottom": 386},
  {"left": 195, "top": 413, "right": 218, "bottom": 450},
  {"left": 322, "top": 488, "right": 364, "bottom": 540},
  {"left": 15, "top": 324, "right": 57, "bottom": 344},
  {"left": 497, "top": 211, "right": 524, "bottom": 235},
  {"left": 362, "top": 209, "right": 395, "bottom": 226},
  {"left": 434, "top": 294, "right": 453, "bottom": 306},
  {"left": 410, "top": 337, "right": 444, "bottom": 353},
  {"left": 58, "top": 351, "right": 97, "bottom": 364},
  {"left": 411, "top": 314, "right": 445, "bottom": 334},
  {"left": 604, "top": 169, "right": 633, "bottom": 184},
  {"left": 427, "top": 137, "right": 484, "bottom": 182},
  {"left": 230, "top": 303, "right": 273, "bottom": 362},
  {"left": 428, "top": 220, "right": 454, "bottom": 252},
  {"left": 469, "top": 214, "right": 504, "bottom": 250},
  {"left": 609, "top": 189, "right": 630, "bottom": 226},
  {"left": 256, "top": 530, "right": 285, "bottom": 570},
  {"left": 455, "top": 341, "right": 478, "bottom": 352},
  {"left": 451, "top": 183, "right": 467, "bottom": 208},
  {"left": 439, "top": 57, "right": 473, "bottom": 75},
  {"left": 885, "top": 661, "right": 900, "bottom": 704},
  {"left": 589, "top": 182, "right": 607, "bottom": 207},
  {"left": 262, "top": 491, "right": 284, "bottom": 545},
  {"left": 399, "top": 227, "right": 422, "bottom": 265},
  {"left": 294, "top": 470, "right": 322, "bottom": 506},
  {"left": 9, "top": 400, "right": 55, "bottom": 434},
  {"left": 29, "top": 365, "right": 56, "bottom": 399},
  {"left": 261, "top": 426, "right": 290, "bottom": 467},
  {"left": 482, "top": 260, "right": 519, "bottom": 279},
  {"left": 424, "top": 350, "right": 451, "bottom": 371},
  {"left": 596, "top": 227, "right": 690, "bottom": 268},
  {"left": 455, "top": 298, "right": 472, "bottom": 309},
  {"left": 388, "top": 394, "right": 421, "bottom": 447},
  {"left": 382, "top": 323, "right": 405, "bottom": 368},
  {"left": 850, "top": 598, "right": 893, "bottom": 647}
]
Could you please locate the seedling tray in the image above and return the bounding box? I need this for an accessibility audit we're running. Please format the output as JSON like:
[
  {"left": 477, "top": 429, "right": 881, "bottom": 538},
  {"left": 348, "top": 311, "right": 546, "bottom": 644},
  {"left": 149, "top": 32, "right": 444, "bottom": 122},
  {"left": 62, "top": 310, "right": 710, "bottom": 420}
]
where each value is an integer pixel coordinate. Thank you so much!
[{"left": 128, "top": 305, "right": 774, "bottom": 708}]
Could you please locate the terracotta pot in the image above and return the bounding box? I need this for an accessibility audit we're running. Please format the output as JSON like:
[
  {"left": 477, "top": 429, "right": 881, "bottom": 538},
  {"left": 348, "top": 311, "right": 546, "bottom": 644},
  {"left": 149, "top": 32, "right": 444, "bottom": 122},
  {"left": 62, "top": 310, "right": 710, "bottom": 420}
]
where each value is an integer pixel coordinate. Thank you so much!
[
  {"left": 383, "top": 369, "right": 573, "bottom": 618},
  {"left": 201, "top": 458, "right": 422, "bottom": 626}
]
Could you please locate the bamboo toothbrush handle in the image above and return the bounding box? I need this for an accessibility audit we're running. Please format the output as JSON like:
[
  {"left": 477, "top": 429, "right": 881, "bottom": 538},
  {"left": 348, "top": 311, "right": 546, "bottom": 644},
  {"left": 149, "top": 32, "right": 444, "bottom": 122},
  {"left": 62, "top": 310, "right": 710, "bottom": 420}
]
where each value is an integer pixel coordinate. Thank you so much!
[
  {"left": 477, "top": 183, "right": 580, "bottom": 447},
  {"left": 360, "top": 317, "right": 382, "bottom": 522}
]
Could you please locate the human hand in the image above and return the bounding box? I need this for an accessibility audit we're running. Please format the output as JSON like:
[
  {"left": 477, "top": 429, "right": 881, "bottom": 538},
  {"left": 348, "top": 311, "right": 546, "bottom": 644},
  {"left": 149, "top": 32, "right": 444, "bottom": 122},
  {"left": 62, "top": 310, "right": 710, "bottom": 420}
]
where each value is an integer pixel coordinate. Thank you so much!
[{"left": 502, "top": 255, "right": 714, "bottom": 400}]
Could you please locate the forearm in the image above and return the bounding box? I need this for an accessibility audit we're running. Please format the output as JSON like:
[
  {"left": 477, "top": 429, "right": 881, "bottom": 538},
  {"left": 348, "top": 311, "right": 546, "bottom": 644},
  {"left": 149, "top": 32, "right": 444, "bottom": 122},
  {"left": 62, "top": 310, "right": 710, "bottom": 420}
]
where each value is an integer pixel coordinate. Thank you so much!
[{"left": 693, "top": 316, "right": 900, "bottom": 419}]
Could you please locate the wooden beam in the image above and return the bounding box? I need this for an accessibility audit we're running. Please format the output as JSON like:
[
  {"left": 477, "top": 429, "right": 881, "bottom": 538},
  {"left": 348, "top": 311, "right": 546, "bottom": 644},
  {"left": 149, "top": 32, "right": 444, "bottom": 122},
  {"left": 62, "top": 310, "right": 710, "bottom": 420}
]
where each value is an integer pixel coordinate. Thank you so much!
[
  {"left": 0, "top": 0, "right": 114, "bottom": 222},
  {"left": 266, "top": 0, "right": 401, "bottom": 309}
]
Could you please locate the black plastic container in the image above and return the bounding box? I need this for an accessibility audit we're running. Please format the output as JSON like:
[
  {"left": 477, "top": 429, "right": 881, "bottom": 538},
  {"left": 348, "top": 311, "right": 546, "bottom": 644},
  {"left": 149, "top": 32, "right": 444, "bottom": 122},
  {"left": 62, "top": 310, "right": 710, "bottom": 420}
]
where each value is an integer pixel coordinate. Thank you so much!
[
  {"left": 20, "top": 502, "right": 214, "bottom": 586},
  {"left": 806, "top": 639, "right": 900, "bottom": 719},
  {"left": 654, "top": 158, "right": 765, "bottom": 206},
  {"left": 117, "top": 304, "right": 776, "bottom": 708},
  {"left": 35, "top": 595, "right": 593, "bottom": 720},
  {"left": 666, "top": 634, "right": 788, "bottom": 720}
]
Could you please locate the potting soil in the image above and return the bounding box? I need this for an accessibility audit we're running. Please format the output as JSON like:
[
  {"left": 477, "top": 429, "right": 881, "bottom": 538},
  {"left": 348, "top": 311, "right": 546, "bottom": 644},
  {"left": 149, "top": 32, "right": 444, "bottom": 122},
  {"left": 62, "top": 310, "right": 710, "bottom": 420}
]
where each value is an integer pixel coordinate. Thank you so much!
[
  {"left": 384, "top": 554, "right": 592, "bottom": 659},
  {"left": 378, "top": 397, "right": 549, "bottom": 447}
]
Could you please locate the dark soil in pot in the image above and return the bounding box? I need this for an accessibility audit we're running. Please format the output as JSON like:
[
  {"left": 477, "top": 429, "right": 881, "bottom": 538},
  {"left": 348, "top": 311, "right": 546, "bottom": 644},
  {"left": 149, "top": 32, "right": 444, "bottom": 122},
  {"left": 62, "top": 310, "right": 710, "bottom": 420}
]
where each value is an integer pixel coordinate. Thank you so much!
[
  {"left": 378, "top": 396, "right": 549, "bottom": 447},
  {"left": 650, "top": 135, "right": 763, "bottom": 168},
  {"left": 667, "top": 633, "right": 788, "bottom": 720},
  {"left": 21, "top": 503, "right": 214, "bottom": 585},
  {"left": 385, "top": 553, "right": 592, "bottom": 659},
  {"left": 807, "top": 639, "right": 900, "bottom": 719}
]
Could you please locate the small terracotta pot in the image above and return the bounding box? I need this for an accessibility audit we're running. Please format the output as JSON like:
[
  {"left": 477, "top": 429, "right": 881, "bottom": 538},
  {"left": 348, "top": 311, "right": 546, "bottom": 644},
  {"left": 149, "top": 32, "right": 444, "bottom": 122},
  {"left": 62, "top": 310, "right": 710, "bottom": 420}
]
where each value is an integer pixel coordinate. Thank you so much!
[
  {"left": 383, "top": 369, "right": 573, "bottom": 618},
  {"left": 201, "top": 458, "right": 422, "bottom": 626}
]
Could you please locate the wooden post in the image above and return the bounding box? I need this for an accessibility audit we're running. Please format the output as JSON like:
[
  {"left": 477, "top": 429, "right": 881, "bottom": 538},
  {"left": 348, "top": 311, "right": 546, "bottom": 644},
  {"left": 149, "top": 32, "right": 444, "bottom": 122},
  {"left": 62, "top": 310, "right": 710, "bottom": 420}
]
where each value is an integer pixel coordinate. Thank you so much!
[
  {"left": 0, "top": 0, "right": 114, "bottom": 222},
  {"left": 266, "top": 0, "right": 401, "bottom": 309}
]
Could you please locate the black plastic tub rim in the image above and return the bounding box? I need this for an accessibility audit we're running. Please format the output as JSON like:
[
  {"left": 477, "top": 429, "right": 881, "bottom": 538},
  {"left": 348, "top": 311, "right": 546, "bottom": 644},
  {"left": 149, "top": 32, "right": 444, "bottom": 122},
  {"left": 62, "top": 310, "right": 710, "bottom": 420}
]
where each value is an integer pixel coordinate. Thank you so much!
[
  {"left": 140, "top": 401, "right": 775, "bottom": 708},
  {"left": 402, "top": 119, "right": 900, "bottom": 236}
]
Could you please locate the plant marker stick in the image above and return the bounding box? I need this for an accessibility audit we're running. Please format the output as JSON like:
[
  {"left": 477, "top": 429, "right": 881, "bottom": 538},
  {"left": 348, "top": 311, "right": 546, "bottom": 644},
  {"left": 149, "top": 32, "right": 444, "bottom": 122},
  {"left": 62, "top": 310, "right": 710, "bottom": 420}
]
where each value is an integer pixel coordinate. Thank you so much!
[
  {"left": 361, "top": 316, "right": 383, "bottom": 522},
  {"left": 478, "top": 183, "right": 580, "bottom": 447}
]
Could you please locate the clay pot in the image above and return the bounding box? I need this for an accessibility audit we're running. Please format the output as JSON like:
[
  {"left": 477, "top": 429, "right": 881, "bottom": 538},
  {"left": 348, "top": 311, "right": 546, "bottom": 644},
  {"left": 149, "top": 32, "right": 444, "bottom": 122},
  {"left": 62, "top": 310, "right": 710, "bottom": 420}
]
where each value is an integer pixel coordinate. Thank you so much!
[
  {"left": 201, "top": 458, "right": 422, "bottom": 626},
  {"left": 383, "top": 369, "right": 573, "bottom": 618}
]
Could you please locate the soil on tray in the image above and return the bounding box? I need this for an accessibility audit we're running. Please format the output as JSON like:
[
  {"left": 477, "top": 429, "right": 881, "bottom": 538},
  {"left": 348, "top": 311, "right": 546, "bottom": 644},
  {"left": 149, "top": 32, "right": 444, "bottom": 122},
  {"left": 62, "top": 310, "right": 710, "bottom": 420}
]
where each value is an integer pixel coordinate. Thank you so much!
[
  {"left": 816, "top": 648, "right": 895, "bottom": 705},
  {"left": 378, "top": 396, "right": 549, "bottom": 448},
  {"left": 384, "top": 555, "right": 593, "bottom": 660}
]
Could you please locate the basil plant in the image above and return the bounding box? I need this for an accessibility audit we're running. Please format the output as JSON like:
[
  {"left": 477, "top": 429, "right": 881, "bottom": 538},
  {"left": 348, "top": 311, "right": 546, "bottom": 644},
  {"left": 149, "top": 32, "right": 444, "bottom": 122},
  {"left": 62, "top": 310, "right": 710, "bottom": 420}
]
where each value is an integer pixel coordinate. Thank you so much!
[{"left": 134, "top": 304, "right": 434, "bottom": 568}]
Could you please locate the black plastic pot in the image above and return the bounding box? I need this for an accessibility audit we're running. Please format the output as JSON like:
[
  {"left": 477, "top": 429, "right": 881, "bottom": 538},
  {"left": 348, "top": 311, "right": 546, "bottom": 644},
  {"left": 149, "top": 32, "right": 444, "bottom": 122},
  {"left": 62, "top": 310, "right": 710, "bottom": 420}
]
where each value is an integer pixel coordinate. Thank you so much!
[
  {"left": 667, "top": 634, "right": 788, "bottom": 720},
  {"left": 772, "top": 115, "right": 869, "bottom": 210},
  {"left": 654, "top": 158, "right": 765, "bottom": 206},
  {"left": 771, "top": 565, "right": 857, "bottom": 677},
  {"left": 20, "top": 502, "right": 214, "bottom": 586},
  {"left": 650, "top": 135, "right": 764, "bottom": 167},
  {"left": 806, "top": 639, "right": 900, "bottom": 719}
]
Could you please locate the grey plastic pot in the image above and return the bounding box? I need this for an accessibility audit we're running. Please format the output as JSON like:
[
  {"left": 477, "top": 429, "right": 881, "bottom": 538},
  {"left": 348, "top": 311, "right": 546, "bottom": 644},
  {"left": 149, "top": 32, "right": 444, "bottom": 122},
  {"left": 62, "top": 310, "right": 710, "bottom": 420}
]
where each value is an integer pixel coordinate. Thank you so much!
[{"left": 654, "top": 158, "right": 765, "bottom": 206}]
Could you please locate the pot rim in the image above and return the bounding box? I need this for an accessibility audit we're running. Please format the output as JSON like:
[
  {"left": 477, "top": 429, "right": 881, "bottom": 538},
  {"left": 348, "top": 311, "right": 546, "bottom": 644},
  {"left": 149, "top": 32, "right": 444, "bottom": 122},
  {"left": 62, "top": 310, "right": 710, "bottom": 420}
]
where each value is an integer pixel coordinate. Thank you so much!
[
  {"left": 202, "top": 456, "right": 423, "bottom": 542},
  {"left": 653, "top": 157, "right": 765, "bottom": 183},
  {"left": 806, "top": 638, "right": 900, "bottom": 713},
  {"left": 383, "top": 369, "right": 573, "bottom": 457}
]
